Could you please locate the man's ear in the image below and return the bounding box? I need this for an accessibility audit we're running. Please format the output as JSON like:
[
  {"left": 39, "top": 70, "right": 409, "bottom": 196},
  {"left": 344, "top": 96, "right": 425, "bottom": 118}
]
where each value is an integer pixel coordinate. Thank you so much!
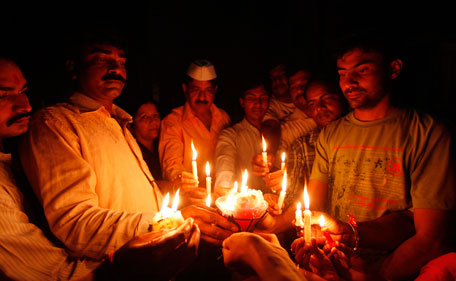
[
  {"left": 239, "top": 97, "right": 245, "bottom": 109},
  {"left": 65, "top": 59, "right": 77, "bottom": 79},
  {"left": 389, "top": 59, "right": 403, "bottom": 80},
  {"left": 182, "top": 83, "right": 187, "bottom": 95}
]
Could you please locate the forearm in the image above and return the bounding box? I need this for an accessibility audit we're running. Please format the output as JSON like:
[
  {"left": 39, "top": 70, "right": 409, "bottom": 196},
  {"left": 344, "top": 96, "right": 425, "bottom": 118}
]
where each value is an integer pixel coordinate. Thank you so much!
[
  {"left": 251, "top": 245, "right": 304, "bottom": 281},
  {"left": 356, "top": 210, "right": 415, "bottom": 251}
]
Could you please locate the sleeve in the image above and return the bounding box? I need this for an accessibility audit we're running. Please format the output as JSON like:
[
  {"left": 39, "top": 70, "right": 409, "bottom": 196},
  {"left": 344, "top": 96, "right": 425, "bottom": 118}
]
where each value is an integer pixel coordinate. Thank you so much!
[
  {"left": 214, "top": 128, "right": 237, "bottom": 188},
  {"left": 410, "top": 120, "right": 456, "bottom": 210},
  {"left": 0, "top": 172, "right": 99, "bottom": 280},
  {"left": 159, "top": 114, "right": 185, "bottom": 181},
  {"left": 19, "top": 109, "right": 156, "bottom": 260},
  {"left": 309, "top": 129, "right": 330, "bottom": 184}
]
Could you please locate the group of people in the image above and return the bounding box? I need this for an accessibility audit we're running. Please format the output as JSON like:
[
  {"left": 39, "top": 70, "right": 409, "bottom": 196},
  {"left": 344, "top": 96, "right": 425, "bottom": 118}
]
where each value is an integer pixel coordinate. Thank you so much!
[{"left": 0, "top": 28, "right": 455, "bottom": 281}]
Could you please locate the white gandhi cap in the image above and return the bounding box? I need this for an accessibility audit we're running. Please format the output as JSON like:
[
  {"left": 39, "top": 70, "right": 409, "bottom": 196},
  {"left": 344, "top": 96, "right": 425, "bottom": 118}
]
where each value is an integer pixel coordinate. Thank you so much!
[{"left": 186, "top": 59, "right": 217, "bottom": 81}]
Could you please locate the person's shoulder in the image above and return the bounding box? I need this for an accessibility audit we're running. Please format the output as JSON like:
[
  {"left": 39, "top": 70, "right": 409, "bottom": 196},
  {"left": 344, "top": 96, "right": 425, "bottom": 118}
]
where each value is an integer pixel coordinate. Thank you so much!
[
  {"left": 29, "top": 102, "right": 76, "bottom": 124},
  {"left": 403, "top": 108, "right": 450, "bottom": 134},
  {"left": 162, "top": 106, "right": 185, "bottom": 123}
]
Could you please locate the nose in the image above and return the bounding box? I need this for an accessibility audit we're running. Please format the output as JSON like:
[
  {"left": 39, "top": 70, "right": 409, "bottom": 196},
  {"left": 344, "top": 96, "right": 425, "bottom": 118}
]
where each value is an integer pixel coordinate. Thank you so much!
[
  {"left": 107, "top": 60, "right": 126, "bottom": 75},
  {"left": 316, "top": 100, "right": 328, "bottom": 112},
  {"left": 341, "top": 72, "right": 359, "bottom": 89},
  {"left": 13, "top": 94, "right": 32, "bottom": 113}
]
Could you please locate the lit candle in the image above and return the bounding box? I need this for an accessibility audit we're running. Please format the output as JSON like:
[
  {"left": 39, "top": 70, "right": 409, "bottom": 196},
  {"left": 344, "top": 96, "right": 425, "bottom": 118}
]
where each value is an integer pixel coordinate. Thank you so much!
[
  {"left": 206, "top": 193, "right": 211, "bottom": 207},
  {"left": 205, "top": 162, "right": 211, "bottom": 195},
  {"left": 160, "top": 192, "right": 170, "bottom": 213},
  {"left": 191, "top": 140, "right": 198, "bottom": 183},
  {"left": 241, "top": 169, "right": 248, "bottom": 194},
  {"left": 262, "top": 135, "right": 268, "bottom": 169},
  {"left": 152, "top": 191, "right": 184, "bottom": 230},
  {"left": 304, "top": 184, "right": 311, "bottom": 243},
  {"left": 277, "top": 168, "right": 287, "bottom": 213},
  {"left": 281, "top": 152, "right": 286, "bottom": 170},
  {"left": 320, "top": 214, "right": 336, "bottom": 248},
  {"left": 171, "top": 189, "right": 180, "bottom": 211},
  {"left": 295, "top": 202, "right": 304, "bottom": 228}
]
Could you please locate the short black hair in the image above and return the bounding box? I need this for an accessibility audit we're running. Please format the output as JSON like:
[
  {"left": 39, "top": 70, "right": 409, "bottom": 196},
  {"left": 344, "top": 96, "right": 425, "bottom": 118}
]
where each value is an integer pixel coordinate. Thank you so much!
[
  {"left": 332, "top": 29, "right": 402, "bottom": 64},
  {"left": 239, "top": 72, "right": 271, "bottom": 99}
]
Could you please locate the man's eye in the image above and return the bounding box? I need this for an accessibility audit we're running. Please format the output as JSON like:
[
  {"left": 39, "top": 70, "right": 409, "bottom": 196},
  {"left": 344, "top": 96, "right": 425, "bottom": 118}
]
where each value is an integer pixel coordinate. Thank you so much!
[{"left": 338, "top": 72, "right": 346, "bottom": 77}]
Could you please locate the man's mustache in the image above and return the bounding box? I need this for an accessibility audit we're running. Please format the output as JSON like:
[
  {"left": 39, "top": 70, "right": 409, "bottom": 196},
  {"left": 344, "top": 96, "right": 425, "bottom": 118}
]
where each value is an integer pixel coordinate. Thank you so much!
[
  {"left": 7, "top": 112, "right": 31, "bottom": 126},
  {"left": 195, "top": 100, "right": 208, "bottom": 104},
  {"left": 345, "top": 87, "right": 365, "bottom": 95},
  {"left": 102, "top": 74, "right": 126, "bottom": 83}
]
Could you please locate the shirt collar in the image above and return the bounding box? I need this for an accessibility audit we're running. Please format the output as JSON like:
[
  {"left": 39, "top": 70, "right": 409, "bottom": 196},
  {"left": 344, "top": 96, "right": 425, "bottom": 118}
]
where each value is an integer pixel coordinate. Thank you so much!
[
  {"left": 182, "top": 102, "right": 220, "bottom": 122},
  {"left": 69, "top": 92, "right": 132, "bottom": 125}
]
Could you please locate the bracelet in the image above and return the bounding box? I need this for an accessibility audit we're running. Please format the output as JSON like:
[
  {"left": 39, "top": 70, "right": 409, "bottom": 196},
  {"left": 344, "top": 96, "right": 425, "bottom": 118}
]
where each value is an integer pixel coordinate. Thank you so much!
[{"left": 347, "top": 214, "right": 359, "bottom": 252}]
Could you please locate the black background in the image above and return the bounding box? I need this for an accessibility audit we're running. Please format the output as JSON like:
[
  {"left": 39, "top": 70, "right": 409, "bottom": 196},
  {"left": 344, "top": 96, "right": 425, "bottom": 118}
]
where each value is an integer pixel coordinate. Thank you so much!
[{"left": 3, "top": 1, "right": 456, "bottom": 125}]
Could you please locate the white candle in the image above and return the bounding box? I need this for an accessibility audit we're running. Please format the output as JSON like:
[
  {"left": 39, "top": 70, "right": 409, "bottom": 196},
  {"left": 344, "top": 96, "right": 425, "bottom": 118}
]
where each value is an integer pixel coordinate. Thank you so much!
[
  {"left": 277, "top": 169, "right": 287, "bottom": 213},
  {"left": 262, "top": 135, "right": 268, "bottom": 168},
  {"left": 171, "top": 189, "right": 180, "bottom": 211},
  {"left": 303, "top": 184, "right": 311, "bottom": 243},
  {"left": 295, "top": 202, "right": 304, "bottom": 227},
  {"left": 206, "top": 193, "right": 211, "bottom": 207},
  {"left": 191, "top": 140, "right": 198, "bottom": 183},
  {"left": 281, "top": 152, "right": 286, "bottom": 170},
  {"left": 205, "top": 162, "right": 211, "bottom": 195}
]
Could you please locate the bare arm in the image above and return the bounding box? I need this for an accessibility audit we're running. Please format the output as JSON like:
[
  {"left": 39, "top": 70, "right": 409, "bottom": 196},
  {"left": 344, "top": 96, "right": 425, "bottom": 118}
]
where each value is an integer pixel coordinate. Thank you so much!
[{"left": 377, "top": 209, "right": 454, "bottom": 280}]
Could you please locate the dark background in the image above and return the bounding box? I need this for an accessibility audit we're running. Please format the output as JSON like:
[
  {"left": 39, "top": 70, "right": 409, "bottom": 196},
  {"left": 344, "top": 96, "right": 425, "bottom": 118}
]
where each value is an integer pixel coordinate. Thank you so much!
[{"left": 3, "top": 1, "right": 456, "bottom": 125}]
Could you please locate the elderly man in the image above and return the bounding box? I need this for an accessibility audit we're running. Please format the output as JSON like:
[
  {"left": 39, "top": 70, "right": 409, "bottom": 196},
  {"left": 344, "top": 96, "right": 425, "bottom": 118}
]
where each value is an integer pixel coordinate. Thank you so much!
[
  {"left": 159, "top": 59, "right": 230, "bottom": 206},
  {"left": 19, "top": 33, "right": 236, "bottom": 261},
  {"left": 0, "top": 57, "right": 201, "bottom": 280}
]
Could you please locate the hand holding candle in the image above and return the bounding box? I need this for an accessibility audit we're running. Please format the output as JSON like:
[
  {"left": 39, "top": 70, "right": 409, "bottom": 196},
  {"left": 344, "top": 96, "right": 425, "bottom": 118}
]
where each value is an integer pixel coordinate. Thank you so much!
[
  {"left": 303, "top": 184, "right": 311, "bottom": 243},
  {"left": 320, "top": 214, "right": 336, "bottom": 248},
  {"left": 191, "top": 140, "right": 198, "bottom": 183},
  {"left": 276, "top": 168, "right": 287, "bottom": 214},
  {"left": 152, "top": 190, "right": 185, "bottom": 230}
]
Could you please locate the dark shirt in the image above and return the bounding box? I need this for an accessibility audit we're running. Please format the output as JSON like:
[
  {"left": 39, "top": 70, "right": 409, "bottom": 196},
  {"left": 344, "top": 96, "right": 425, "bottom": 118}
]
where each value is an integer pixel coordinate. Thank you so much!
[{"left": 138, "top": 140, "right": 162, "bottom": 181}]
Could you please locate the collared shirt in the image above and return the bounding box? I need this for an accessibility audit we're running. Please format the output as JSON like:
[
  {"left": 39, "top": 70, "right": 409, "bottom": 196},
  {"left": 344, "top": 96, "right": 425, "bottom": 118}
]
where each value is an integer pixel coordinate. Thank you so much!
[
  {"left": 263, "top": 96, "right": 296, "bottom": 123},
  {"left": 19, "top": 92, "right": 162, "bottom": 260},
  {"left": 0, "top": 152, "right": 99, "bottom": 280},
  {"left": 284, "top": 127, "right": 321, "bottom": 209},
  {"left": 159, "top": 102, "right": 230, "bottom": 183},
  {"left": 215, "top": 118, "right": 266, "bottom": 191}
]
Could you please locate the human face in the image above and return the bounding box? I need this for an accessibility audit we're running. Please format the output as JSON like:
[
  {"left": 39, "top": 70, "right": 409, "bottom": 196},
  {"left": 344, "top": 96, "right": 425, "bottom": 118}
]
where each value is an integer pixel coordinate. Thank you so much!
[
  {"left": 133, "top": 103, "right": 161, "bottom": 143},
  {"left": 77, "top": 44, "right": 127, "bottom": 103},
  {"left": 183, "top": 80, "right": 217, "bottom": 115},
  {"left": 0, "top": 60, "right": 32, "bottom": 139},
  {"left": 305, "top": 82, "right": 345, "bottom": 127},
  {"left": 337, "top": 48, "right": 390, "bottom": 110},
  {"left": 289, "top": 70, "right": 311, "bottom": 111},
  {"left": 240, "top": 85, "right": 269, "bottom": 126},
  {"left": 269, "top": 64, "right": 288, "bottom": 98}
]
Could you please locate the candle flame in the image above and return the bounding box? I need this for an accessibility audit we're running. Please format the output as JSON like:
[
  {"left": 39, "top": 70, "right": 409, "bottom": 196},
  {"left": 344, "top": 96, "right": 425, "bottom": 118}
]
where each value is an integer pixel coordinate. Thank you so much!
[
  {"left": 206, "top": 193, "right": 211, "bottom": 207},
  {"left": 161, "top": 193, "right": 170, "bottom": 213},
  {"left": 241, "top": 169, "right": 248, "bottom": 193},
  {"left": 191, "top": 140, "right": 197, "bottom": 160},
  {"left": 282, "top": 169, "right": 287, "bottom": 193},
  {"left": 262, "top": 135, "right": 267, "bottom": 152},
  {"left": 320, "top": 214, "right": 325, "bottom": 228},
  {"left": 171, "top": 189, "right": 180, "bottom": 211},
  {"left": 205, "top": 161, "right": 210, "bottom": 176},
  {"left": 304, "top": 184, "right": 310, "bottom": 210},
  {"left": 282, "top": 152, "right": 285, "bottom": 162},
  {"left": 231, "top": 181, "right": 238, "bottom": 194},
  {"left": 297, "top": 202, "right": 301, "bottom": 211}
]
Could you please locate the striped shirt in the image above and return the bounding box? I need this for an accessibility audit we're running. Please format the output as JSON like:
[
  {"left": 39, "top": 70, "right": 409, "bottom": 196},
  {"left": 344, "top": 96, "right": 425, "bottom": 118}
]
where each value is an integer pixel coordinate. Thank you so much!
[
  {"left": 0, "top": 152, "right": 99, "bottom": 280},
  {"left": 284, "top": 127, "right": 321, "bottom": 209}
]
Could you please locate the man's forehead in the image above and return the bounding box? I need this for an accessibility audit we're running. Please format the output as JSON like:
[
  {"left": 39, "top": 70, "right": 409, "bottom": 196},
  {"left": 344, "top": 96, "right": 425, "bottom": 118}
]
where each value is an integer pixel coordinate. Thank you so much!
[
  {"left": 245, "top": 86, "right": 267, "bottom": 96},
  {"left": 337, "top": 48, "right": 383, "bottom": 66},
  {"left": 0, "top": 63, "right": 27, "bottom": 88},
  {"left": 84, "top": 44, "right": 126, "bottom": 58}
]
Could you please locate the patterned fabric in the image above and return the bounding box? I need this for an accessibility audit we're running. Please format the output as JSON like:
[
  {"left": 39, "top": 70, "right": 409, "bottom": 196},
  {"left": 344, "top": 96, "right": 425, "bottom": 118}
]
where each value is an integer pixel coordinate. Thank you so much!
[
  {"left": 0, "top": 152, "right": 99, "bottom": 280},
  {"left": 19, "top": 92, "right": 162, "bottom": 259}
]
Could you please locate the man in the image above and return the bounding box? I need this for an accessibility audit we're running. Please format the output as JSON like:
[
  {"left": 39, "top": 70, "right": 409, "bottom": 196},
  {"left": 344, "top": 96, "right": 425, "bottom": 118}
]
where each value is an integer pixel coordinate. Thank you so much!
[
  {"left": 268, "top": 32, "right": 455, "bottom": 280},
  {"left": 159, "top": 59, "right": 230, "bottom": 205},
  {"left": 215, "top": 77, "right": 270, "bottom": 192},
  {"left": 282, "top": 80, "right": 347, "bottom": 212},
  {"left": 0, "top": 57, "right": 200, "bottom": 280},
  {"left": 19, "top": 34, "right": 236, "bottom": 260}
]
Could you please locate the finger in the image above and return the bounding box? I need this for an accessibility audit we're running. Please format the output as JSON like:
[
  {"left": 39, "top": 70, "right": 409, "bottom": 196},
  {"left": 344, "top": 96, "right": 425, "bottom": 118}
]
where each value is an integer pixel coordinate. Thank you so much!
[{"left": 201, "top": 233, "right": 224, "bottom": 246}]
